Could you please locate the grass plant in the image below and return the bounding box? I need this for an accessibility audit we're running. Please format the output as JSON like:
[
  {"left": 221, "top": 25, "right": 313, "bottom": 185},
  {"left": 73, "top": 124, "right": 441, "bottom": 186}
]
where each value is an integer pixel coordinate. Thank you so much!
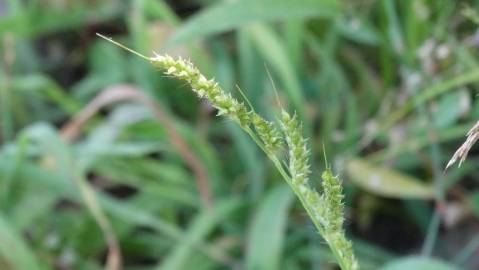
[
  {"left": 3, "top": 1, "right": 479, "bottom": 269},
  {"left": 98, "top": 33, "right": 359, "bottom": 270}
]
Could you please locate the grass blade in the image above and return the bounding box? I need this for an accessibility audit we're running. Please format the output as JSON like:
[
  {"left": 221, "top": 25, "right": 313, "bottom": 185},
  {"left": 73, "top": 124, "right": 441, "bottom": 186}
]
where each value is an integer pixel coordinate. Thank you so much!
[
  {"left": 0, "top": 213, "right": 47, "bottom": 270},
  {"left": 166, "top": 0, "right": 338, "bottom": 46},
  {"left": 246, "top": 185, "right": 294, "bottom": 270}
]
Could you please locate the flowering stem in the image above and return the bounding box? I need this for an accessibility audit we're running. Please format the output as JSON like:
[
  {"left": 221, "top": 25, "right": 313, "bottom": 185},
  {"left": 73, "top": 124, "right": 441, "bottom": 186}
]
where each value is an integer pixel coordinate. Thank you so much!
[{"left": 98, "top": 34, "right": 359, "bottom": 270}]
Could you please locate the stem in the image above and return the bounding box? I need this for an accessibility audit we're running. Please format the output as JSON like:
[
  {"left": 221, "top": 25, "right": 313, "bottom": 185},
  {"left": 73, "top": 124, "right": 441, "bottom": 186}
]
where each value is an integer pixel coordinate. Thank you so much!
[
  {"left": 243, "top": 126, "right": 291, "bottom": 182},
  {"left": 244, "top": 126, "right": 352, "bottom": 270}
]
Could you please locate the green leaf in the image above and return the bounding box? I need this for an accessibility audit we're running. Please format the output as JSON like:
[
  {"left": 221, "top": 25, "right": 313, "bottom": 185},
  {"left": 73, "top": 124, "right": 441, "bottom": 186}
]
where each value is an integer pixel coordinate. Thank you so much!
[
  {"left": 380, "top": 256, "right": 461, "bottom": 270},
  {"left": 470, "top": 192, "right": 479, "bottom": 217},
  {"left": 433, "top": 90, "right": 469, "bottom": 128},
  {"left": 0, "top": 214, "right": 47, "bottom": 270},
  {"left": 166, "top": 0, "right": 338, "bottom": 46},
  {"left": 337, "top": 18, "right": 380, "bottom": 45},
  {"left": 370, "top": 69, "right": 479, "bottom": 143},
  {"left": 248, "top": 24, "right": 305, "bottom": 119},
  {"left": 156, "top": 198, "right": 241, "bottom": 270},
  {"left": 0, "top": 2, "right": 123, "bottom": 37},
  {"left": 246, "top": 185, "right": 294, "bottom": 270},
  {"left": 0, "top": 156, "right": 230, "bottom": 267},
  {"left": 346, "top": 159, "right": 435, "bottom": 199}
]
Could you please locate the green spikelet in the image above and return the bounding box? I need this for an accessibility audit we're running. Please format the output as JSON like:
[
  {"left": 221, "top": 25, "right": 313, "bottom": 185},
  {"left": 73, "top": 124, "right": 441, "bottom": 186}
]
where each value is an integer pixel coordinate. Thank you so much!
[
  {"left": 321, "top": 169, "right": 345, "bottom": 231},
  {"left": 252, "top": 114, "right": 283, "bottom": 153},
  {"left": 280, "top": 111, "right": 310, "bottom": 187},
  {"left": 321, "top": 169, "right": 357, "bottom": 270}
]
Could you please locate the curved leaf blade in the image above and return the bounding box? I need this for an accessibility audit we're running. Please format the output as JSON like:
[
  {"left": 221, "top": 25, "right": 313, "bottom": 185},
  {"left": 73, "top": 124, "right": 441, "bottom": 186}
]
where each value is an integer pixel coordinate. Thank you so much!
[
  {"left": 346, "top": 159, "right": 435, "bottom": 199},
  {"left": 380, "top": 256, "right": 461, "bottom": 270},
  {"left": 166, "top": 0, "right": 339, "bottom": 46},
  {"left": 246, "top": 185, "right": 294, "bottom": 270}
]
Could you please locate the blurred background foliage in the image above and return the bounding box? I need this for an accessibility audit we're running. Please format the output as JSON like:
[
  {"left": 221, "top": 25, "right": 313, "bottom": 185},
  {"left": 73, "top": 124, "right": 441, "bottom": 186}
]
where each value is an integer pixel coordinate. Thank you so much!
[{"left": 2, "top": 0, "right": 479, "bottom": 269}]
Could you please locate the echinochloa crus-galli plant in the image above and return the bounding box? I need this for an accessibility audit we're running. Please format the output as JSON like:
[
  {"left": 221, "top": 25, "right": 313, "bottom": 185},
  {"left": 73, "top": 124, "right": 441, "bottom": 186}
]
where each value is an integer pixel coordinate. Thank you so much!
[{"left": 97, "top": 33, "right": 359, "bottom": 270}]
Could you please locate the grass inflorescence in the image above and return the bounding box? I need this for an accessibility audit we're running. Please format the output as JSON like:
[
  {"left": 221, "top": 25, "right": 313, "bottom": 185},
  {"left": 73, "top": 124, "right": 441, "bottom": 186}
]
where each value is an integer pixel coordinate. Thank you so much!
[{"left": 98, "top": 33, "right": 359, "bottom": 270}]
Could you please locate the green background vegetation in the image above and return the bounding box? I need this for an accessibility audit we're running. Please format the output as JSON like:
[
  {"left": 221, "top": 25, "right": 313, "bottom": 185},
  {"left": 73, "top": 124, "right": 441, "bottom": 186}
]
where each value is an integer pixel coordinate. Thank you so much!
[{"left": 1, "top": 0, "right": 479, "bottom": 269}]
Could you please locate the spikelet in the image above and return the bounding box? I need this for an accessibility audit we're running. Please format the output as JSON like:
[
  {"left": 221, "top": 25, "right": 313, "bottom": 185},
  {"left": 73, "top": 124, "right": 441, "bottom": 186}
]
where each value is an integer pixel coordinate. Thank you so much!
[
  {"left": 252, "top": 113, "right": 283, "bottom": 153},
  {"left": 280, "top": 111, "right": 310, "bottom": 187},
  {"left": 321, "top": 169, "right": 358, "bottom": 270},
  {"left": 321, "top": 169, "right": 345, "bottom": 231}
]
